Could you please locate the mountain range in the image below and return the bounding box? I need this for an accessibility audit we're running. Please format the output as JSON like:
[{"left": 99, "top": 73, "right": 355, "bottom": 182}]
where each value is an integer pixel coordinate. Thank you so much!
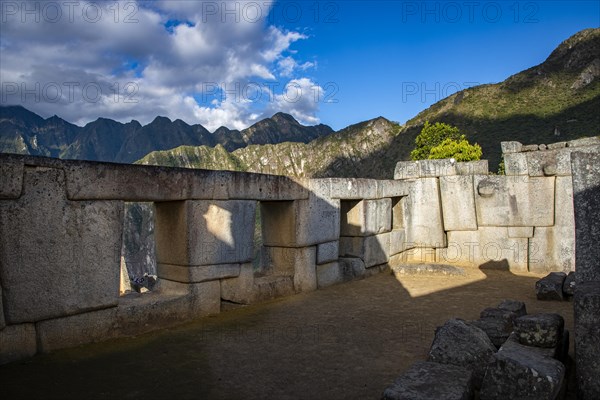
[
  {"left": 0, "top": 108, "right": 333, "bottom": 164},
  {"left": 139, "top": 28, "right": 600, "bottom": 177},
  {"left": 1, "top": 28, "right": 599, "bottom": 178}
]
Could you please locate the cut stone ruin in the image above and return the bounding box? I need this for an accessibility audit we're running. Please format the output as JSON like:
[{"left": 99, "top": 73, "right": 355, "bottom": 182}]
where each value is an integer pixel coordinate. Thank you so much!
[
  {"left": 536, "top": 271, "right": 577, "bottom": 301},
  {"left": 382, "top": 300, "right": 569, "bottom": 400}
]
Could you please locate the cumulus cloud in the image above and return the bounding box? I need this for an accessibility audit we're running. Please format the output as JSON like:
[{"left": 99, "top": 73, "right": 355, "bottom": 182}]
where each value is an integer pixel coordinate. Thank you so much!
[
  {"left": 265, "top": 78, "right": 323, "bottom": 125},
  {"left": 0, "top": 0, "right": 321, "bottom": 129}
]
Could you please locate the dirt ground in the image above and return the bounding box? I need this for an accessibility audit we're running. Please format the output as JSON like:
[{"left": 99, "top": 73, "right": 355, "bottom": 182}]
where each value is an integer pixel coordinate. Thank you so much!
[{"left": 0, "top": 266, "right": 575, "bottom": 400}]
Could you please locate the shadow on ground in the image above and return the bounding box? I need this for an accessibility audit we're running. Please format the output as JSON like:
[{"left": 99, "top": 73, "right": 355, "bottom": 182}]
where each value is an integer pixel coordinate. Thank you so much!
[{"left": 0, "top": 265, "right": 575, "bottom": 400}]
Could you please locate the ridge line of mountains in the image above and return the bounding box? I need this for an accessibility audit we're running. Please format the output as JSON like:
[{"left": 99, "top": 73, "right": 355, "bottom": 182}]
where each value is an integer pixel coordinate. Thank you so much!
[
  {"left": 0, "top": 107, "right": 333, "bottom": 164},
  {"left": 1, "top": 28, "right": 599, "bottom": 179}
]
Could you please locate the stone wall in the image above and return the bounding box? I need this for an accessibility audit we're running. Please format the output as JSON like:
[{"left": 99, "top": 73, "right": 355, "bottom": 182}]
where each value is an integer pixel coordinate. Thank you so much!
[
  {"left": 393, "top": 137, "right": 600, "bottom": 273},
  {"left": 1, "top": 137, "right": 598, "bottom": 365},
  {"left": 0, "top": 154, "right": 410, "bottom": 364}
]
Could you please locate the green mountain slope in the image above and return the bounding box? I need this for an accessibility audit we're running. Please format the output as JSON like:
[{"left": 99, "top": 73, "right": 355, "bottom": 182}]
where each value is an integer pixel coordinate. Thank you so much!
[
  {"left": 139, "top": 117, "right": 402, "bottom": 177},
  {"left": 141, "top": 28, "right": 600, "bottom": 177}
]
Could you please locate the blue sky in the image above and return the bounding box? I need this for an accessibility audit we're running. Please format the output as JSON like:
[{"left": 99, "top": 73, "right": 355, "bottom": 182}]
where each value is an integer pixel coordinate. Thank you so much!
[{"left": 1, "top": 1, "right": 598, "bottom": 131}]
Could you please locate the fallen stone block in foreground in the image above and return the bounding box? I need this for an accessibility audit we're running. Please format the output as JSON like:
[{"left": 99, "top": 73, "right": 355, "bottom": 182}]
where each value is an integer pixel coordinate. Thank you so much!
[
  {"left": 503, "top": 331, "right": 569, "bottom": 364},
  {"left": 479, "top": 343, "right": 565, "bottom": 400},
  {"left": 382, "top": 361, "right": 474, "bottom": 400},
  {"left": 514, "top": 313, "right": 564, "bottom": 348},
  {"left": 536, "top": 272, "right": 567, "bottom": 301},
  {"left": 471, "top": 308, "right": 517, "bottom": 348},
  {"left": 497, "top": 299, "right": 527, "bottom": 317},
  {"left": 427, "top": 319, "right": 496, "bottom": 388}
]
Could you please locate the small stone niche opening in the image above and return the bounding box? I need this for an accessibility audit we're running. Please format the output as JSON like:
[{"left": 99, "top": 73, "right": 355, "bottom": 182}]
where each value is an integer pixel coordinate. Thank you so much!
[
  {"left": 340, "top": 200, "right": 362, "bottom": 235},
  {"left": 257, "top": 200, "right": 297, "bottom": 277},
  {"left": 391, "top": 197, "right": 405, "bottom": 229},
  {"left": 119, "top": 202, "right": 158, "bottom": 296}
]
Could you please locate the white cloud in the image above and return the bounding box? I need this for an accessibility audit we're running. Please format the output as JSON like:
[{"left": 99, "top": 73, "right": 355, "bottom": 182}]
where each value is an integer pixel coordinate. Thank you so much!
[
  {"left": 278, "top": 57, "right": 316, "bottom": 77},
  {"left": 265, "top": 78, "right": 324, "bottom": 125},
  {"left": 0, "top": 0, "right": 319, "bottom": 129}
]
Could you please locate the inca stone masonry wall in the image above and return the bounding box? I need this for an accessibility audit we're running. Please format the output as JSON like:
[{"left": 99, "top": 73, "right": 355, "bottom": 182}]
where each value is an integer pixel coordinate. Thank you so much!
[
  {"left": 0, "top": 154, "right": 410, "bottom": 364},
  {"left": 394, "top": 137, "right": 599, "bottom": 274},
  {"left": 1, "top": 137, "right": 599, "bottom": 385}
]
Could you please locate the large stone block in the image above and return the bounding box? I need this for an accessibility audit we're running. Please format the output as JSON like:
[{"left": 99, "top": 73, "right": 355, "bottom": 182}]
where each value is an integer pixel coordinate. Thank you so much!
[
  {"left": 480, "top": 344, "right": 565, "bottom": 400},
  {"left": 327, "top": 178, "right": 379, "bottom": 199},
  {"left": 568, "top": 136, "right": 600, "bottom": 148},
  {"left": 339, "top": 233, "right": 390, "bottom": 268},
  {"left": 292, "top": 247, "right": 317, "bottom": 293},
  {"left": 261, "top": 195, "right": 340, "bottom": 247},
  {"left": 471, "top": 308, "right": 517, "bottom": 348},
  {"left": 439, "top": 175, "right": 477, "bottom": 231},
  {"left": 501, "top": 141, "right": 523, "bottom": 154},
  {"left": 340, "top": 198, "right": 391, "bottom": 236},
  {"left": 0, "top": 155, "right": 23, "bottom": 199},
  {"left": 382, "top": 361, "right": 474, "bottom": 400},
  {"left": 296, "top": 195, "right": 340, "bottom": 246},
  {"left": 456, "top": 160, "right": 489, "bottom": 175},
  {"left": 474, "top": 175, "right": 555, "bottom": 227},
  {"left": 395, "top": 159, "right": 488, "bottom": 180},
  {"left": 427, "top": 319, "right": 496, "bottom": 389},
  {"left": 253, "top": 275, "right": 295, "bottom": 302},
  {"left": 548, "top": 141, "right": 567, "bottom": 150},
  {"left": 418, "top": 159, "right": 459, "bottom": 178},
  {"left": 37, "top": 307, "right": 118, "bottom": 353},
  {"left": 438, "top": 228, "right": 528, "bottom": 271},
  {"left": 378, "top": 180, "right": 412, "bottom": 198},
  {"left": 316, "top": 262, "right": 343, "bottom": 288},
  {"left": 64, "top": 160, "right": 308, "bottom": 201},
  {"left": 116, "top": 291, "right": 209, "bottom": 336},
  {"left": 514, "top": 313, "right": 564, "bottom": 348},
  {"left": 389, "top": 229, "right": 407, "bottom": 256},
  {"left": 157, "top": 263, "right": 240, "bottom": 283},
  {"left": 497, "top": 299, "right": 527, "bottom": 317},
  {"left": 574, "top": 282, "right": 600, "bottom": 400},
  {"left": 0, "top": 323, "right": 37, "bottom": 365},
  {"left": 262, "top": 246, "right": 317, "bottom": 293},
  {"left": 394, "top": 161, "right": 420, "bottom": 180},
  {"left": 503, "top": 152, "right": 529, "bottom": 176},
  {"left": 535, "top": 273, "right": 566, "bottom": 301},
  {"left": 404, "top": 178, "right": 446, "bottom": 247},
  {"left": 221, "top": 264, "right": 255, "bottom": 304},
  {"left": 317, "top": 241, "right": 339, "bottom": 264},
  {"left": 502, "top": 331, "right": 569, "bottom": 363},
  {"left": 529, "top": 176, "right": 575, "bottom": 273},
  {"left": 158, "top": 279, "right": 221, "bottom": 317},
  {"left": 525, "top": 148, "right": 571, "bottom": 177},
  {"left": 155, "top": 200, "right": 256, "bottom": 266},
  {"left": 0, "top": 167, "right": 123, "bottom": 324},
  {"left": 571, "top": 152, "right": 600, "bottom": 283}
]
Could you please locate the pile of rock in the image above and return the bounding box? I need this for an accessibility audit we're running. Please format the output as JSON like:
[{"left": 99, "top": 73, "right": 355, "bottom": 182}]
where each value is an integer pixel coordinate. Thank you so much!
[
  {"left": 382, "top": 300, "right": 569, "bottom": 400},
  {"left": 536, "top": 272, "right": 576, "bottom": 301}
]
